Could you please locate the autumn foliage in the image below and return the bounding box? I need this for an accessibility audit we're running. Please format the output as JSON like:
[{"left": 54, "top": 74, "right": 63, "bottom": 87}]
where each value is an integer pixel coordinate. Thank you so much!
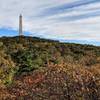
[{"left": 0, "top": 36, "right": 100, "bottom": 100}]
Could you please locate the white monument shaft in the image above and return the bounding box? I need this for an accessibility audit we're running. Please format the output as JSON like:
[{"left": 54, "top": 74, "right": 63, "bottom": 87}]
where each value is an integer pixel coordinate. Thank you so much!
[{"left": 19, "top": 15, "right": 23, "bottom": 36}]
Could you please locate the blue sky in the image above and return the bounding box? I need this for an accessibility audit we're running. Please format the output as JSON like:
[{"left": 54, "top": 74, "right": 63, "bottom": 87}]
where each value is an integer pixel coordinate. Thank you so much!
[{"left": 0, "top": 0, "right": 100, "bottom": 45}]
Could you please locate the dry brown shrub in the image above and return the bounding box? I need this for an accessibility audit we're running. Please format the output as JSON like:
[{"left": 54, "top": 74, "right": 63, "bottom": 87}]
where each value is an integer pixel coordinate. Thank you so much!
[{"left": 1, "top": 63, "right": 98, "bottom": 100}]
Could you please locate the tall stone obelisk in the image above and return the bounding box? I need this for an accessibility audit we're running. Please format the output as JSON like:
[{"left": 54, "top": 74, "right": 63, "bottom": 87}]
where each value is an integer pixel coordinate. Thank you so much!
[{"left": 19, "top": 14, "right": 23, "bottom": 36}]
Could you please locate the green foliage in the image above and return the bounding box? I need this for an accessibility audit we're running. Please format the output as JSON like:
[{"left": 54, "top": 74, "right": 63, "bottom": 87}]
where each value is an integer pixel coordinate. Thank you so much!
[
  {"left": 3, "top": 68, "right": 16, "bottom": 85},
  {"left": 12, "top": 49, "right": 50, "bottom": 74},
  {"left": 0, "top": 50, "right": 16, "bottom": 85}
]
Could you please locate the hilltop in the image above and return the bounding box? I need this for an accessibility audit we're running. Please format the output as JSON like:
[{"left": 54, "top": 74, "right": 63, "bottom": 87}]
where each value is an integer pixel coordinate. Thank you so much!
[{"left": 0, "top": 36, "right": 100, "bottom": 100}]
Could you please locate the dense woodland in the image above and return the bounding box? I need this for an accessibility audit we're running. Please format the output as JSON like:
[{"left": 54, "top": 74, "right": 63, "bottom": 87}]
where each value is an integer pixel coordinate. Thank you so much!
[{"left": 0, "top": 36, "right": 100, "bottom": 100}]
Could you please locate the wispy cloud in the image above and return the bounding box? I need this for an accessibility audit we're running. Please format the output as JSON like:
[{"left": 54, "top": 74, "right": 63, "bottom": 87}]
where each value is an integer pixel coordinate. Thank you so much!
[
  {"left": 55, "top": 10, "right": 100, "bottom": 22},
  {"left": 0, "top": 0, "right": 100, "bottom": 45},
  {"left": 38, "top": 0, "right": 100, "bottom": 17}
]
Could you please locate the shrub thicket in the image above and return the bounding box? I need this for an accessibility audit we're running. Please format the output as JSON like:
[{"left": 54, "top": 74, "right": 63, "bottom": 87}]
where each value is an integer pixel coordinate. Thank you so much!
[{"left": 0, "top": 36, "right": 100, "bottom": 99}]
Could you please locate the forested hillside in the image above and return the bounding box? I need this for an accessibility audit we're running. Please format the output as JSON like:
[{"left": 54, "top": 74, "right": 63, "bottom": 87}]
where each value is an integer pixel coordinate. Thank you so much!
[{"left": 0, "top": 36, "right": 100, "bottom": 100}]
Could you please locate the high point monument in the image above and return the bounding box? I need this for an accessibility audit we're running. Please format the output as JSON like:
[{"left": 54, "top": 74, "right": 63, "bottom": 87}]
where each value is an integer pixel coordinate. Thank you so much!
[{"left": 19, "top": 14, "right": 23, "bottom": 36}]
